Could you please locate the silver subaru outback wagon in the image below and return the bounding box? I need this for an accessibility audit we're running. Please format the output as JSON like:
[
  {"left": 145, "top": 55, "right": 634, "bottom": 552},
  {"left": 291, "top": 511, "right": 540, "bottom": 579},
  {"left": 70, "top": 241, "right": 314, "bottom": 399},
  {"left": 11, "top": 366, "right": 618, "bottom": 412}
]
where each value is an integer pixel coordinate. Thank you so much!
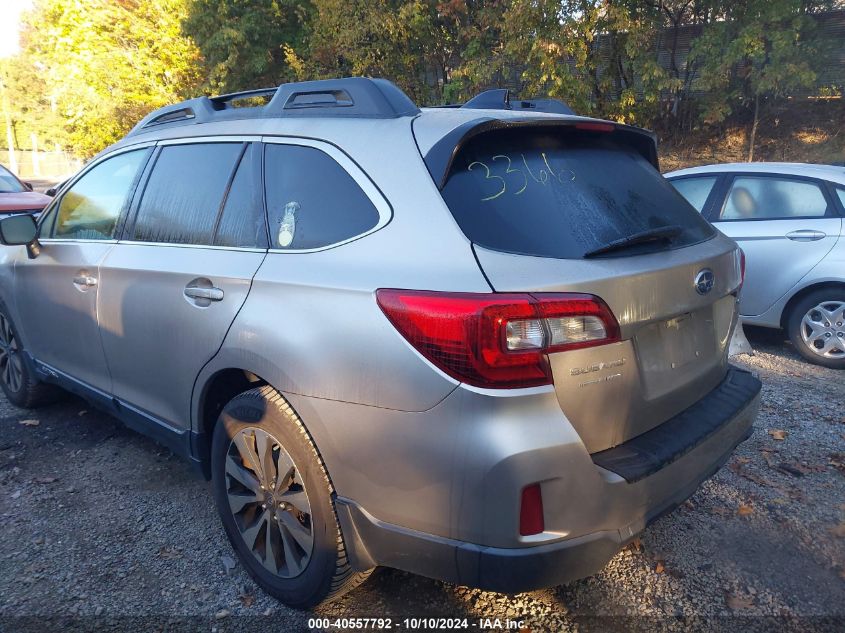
[{"left": 0, "top": 78, "right": 760, "bottom": 608}]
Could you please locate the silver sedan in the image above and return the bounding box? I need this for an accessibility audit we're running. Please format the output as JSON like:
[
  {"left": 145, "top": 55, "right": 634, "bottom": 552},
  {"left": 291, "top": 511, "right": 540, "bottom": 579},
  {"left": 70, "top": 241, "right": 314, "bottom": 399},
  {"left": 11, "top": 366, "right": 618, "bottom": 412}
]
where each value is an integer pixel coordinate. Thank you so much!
[{"left": 667, "top": 162, "right": 845, "bottom": 368}]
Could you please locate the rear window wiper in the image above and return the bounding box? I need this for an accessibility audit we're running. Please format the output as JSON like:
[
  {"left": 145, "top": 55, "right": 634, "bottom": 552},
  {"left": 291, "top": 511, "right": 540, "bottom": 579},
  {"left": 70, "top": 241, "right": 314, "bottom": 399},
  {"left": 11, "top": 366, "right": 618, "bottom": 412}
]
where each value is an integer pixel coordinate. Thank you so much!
[{"left": 583, "top": 225, "right": 683, "bottom": 258}]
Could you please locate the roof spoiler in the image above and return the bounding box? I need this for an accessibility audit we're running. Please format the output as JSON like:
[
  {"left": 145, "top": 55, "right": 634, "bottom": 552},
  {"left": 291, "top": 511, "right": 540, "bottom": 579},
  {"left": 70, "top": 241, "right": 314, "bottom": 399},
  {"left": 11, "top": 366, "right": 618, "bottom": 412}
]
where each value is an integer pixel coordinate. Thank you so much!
[{"left": 423, "top": 118, "right": 659, "bottom": 189}]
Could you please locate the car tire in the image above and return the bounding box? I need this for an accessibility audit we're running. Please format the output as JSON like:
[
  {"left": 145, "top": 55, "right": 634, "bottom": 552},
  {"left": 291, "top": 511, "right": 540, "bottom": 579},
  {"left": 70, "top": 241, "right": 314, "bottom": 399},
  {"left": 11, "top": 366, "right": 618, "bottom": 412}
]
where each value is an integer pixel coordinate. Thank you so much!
[
  {"left": 786, "top": 289, "right": 845, "bottom": 370},
  {"left": 211, "top": 385, "right": 373, "bottom": 608},
  {"left": 0, "top": 301, "right": 64, "bottom": 408}
]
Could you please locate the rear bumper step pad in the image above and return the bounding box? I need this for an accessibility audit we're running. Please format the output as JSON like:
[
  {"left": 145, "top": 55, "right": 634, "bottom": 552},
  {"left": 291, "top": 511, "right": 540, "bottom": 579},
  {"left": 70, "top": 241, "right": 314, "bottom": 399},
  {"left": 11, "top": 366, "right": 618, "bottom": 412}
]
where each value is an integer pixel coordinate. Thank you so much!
[{"left": 591, "top": 366, "right": 761, "bottom": 483}]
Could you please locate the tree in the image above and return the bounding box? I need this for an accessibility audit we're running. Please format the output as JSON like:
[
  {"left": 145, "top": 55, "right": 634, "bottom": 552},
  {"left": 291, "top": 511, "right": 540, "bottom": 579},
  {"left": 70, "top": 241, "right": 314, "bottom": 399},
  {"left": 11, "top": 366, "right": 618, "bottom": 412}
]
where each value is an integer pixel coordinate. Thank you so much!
[
  {"left": 691, "top": 0, "right": 830, "bottom": 160},
  {"left": 183, "top": 0, "right": 312, "bottom": 93},
  {"left": 18, "top": 0, "right": 202, "bottom": 157},
  {"left": 500, "top": 0, "right": 676, "bottom": 125}
]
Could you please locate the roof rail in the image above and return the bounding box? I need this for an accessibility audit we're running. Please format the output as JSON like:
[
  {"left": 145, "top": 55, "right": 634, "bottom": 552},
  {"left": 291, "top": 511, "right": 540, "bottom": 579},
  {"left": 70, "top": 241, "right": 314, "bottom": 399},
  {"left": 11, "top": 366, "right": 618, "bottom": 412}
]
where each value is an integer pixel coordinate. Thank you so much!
[
  {"left": 127, "top": 77, "right": 421, "bottom": 137},
  {"left": 461, "top": 89, "right": 574, "bottom": 115}
]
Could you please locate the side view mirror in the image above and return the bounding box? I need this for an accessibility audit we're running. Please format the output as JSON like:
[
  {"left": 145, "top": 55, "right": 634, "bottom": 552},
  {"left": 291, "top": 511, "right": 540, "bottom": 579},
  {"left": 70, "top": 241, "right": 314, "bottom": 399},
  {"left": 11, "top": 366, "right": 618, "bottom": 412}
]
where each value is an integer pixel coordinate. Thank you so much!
[
  {"left": 0, "top": 214, "right": 41, "bottom": 258},
  {"left": 23, "top": 182, "right": 34, "bottom": 191},
  {"left": 45, "top": 187, "right": 57, "bottom": 197}
]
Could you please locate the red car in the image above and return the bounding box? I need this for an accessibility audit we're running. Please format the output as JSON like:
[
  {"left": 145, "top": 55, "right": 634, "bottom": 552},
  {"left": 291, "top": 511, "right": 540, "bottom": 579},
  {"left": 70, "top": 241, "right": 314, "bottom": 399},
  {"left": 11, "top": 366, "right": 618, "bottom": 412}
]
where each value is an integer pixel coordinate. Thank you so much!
[{"left": 0, "top": 164, "right": 52, "bottom": 215}]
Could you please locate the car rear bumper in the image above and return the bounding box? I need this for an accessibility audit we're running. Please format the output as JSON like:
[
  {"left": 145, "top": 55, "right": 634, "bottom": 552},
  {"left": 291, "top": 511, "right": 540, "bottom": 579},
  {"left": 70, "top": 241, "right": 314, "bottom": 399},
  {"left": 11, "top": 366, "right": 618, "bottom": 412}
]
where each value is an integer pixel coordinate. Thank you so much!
[{"left": 336, "top": 367, "right": 761, "bottom": 593}]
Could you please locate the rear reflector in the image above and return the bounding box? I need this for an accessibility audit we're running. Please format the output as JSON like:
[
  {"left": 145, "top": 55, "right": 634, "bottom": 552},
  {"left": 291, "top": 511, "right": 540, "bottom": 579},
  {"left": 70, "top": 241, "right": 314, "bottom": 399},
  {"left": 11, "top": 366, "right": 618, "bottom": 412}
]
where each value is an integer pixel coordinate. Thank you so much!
[
  {"left": 376, "top": 290, "right": 620, "bottom": 389},
  {"left": 519, "top": 484, "right": 545, "bottom": 536}
]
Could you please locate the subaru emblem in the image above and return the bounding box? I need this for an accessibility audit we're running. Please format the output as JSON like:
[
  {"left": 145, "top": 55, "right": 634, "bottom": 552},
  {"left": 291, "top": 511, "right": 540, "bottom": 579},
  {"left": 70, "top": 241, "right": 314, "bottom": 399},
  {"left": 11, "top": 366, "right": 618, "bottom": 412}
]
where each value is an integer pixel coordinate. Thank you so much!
[{"left": 695, "top": 268, "right": 715, "bottom": 295}]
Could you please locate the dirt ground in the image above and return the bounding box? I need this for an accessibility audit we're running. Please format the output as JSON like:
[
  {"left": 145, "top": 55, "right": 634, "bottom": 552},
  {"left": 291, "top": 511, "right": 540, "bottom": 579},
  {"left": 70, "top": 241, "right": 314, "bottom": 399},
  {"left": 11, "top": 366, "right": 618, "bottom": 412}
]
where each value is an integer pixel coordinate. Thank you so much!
[{"left": 1, "top": 327, "right": 843, "bottom": 633}]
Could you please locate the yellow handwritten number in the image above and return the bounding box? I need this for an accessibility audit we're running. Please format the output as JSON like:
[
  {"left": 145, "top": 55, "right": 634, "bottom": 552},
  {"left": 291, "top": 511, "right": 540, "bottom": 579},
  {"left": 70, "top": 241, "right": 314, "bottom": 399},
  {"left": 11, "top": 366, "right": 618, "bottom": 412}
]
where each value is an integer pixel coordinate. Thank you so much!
[
  {"left": 492, "top": 155, "right": 527, "bottom": 195},
  {"left": 468, "top": 161, "right": 506, "bottom": 201}
]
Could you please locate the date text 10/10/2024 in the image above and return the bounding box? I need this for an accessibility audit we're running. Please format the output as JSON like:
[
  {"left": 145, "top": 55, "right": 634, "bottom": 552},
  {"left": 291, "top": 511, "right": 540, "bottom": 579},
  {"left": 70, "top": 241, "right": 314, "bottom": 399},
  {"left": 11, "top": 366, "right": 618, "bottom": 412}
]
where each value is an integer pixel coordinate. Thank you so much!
[{"left": 308, "top": 617, "right": 528, "bottom": 630}]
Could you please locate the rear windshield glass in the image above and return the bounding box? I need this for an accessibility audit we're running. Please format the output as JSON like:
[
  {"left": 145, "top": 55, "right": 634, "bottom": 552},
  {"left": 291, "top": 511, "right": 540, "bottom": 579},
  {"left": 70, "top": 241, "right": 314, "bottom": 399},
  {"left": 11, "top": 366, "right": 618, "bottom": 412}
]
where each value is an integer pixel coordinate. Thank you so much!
[{"left": 440, "top": 128, "right": 714, "bottom": 259}]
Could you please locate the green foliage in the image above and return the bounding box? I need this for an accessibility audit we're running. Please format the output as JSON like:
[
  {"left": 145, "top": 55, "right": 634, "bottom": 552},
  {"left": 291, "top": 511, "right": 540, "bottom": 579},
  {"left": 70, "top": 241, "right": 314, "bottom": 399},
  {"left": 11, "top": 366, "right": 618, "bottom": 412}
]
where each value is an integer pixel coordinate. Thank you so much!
[
  {"left": 11, "top": 0, "right": 202, "bottom": 157},
  {"left": 183, "top": 0, "right": 312, "bottom": 93},
  {"left": 4, "top": 0, "right": 842, "bottom": 160},
  {"left": 691, "top": 0, "right": 827, "bottom": 125}
]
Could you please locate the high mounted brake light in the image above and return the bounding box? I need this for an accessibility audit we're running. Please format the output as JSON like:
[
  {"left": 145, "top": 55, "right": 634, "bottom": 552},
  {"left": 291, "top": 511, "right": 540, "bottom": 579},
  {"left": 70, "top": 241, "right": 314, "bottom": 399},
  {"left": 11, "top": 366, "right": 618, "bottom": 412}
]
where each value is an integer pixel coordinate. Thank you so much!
[
  {"left": 376, "top": 290, "right": 620, "bottom": 389},
  {"left": 574, "top": 122, "right": 615, "bottom": 133}
]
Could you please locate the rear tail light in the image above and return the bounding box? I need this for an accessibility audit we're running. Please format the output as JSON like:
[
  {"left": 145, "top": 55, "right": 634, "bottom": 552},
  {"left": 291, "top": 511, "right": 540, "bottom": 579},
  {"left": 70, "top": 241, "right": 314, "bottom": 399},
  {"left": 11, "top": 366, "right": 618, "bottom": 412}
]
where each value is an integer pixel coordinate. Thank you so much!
[
  {"left": 519, "top": 483, "right": 545, "bottom": 536},
  {"left": 375, "top": 290, "right": 620, "bottom": 389},
  {"left": 738, "top": 248, "right": 746, "bottom": 291}
]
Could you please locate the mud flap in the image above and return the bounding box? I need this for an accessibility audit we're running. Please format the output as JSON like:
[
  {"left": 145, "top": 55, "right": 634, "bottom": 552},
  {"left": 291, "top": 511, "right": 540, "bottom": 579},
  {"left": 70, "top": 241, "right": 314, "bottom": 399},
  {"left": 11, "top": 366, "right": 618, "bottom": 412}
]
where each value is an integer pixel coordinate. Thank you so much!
[{"left": 729, "top": 318, "right": 753, "bottom": 357}]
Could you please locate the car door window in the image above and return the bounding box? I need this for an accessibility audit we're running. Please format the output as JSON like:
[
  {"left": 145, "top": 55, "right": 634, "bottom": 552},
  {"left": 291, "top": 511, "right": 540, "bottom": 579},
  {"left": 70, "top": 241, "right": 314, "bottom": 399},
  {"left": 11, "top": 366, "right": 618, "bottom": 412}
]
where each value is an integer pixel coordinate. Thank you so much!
[
  {"left": 214, "top": 144, "right": 268, "bottom": 248},
  {"left": 836, "top": 187, "right": 845, "bottom": 211},
  {"left": 670, "top": 176, "right": 717, "bottom": 213},
  {"left": 132, "top": 143, "right": 243, "bottom": 245},
  {"left": 50, "top": 149, "right": 148, "bottom": 240},
  {"left": 264, "top": 144, "right": 380, "bottom": 250},
  {"left": 720, "top": 176, "right": 829, "bottom": 220}
]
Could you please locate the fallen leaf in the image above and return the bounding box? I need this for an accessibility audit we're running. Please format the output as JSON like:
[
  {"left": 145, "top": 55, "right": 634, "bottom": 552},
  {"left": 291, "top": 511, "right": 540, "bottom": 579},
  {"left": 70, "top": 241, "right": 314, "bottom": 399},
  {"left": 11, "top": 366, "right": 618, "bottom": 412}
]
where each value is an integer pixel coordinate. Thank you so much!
[
  {"left": 157, "top": 546, "right": 181, "bottom": 560},
  {"left": 831, "top": 523, "right": 845, "bottom": 538},
  {"left": 769, "top": 429, "right": 788, "bottom": 441},
  {"left": 655, "top": 560, "right": 665, "bottom": 574},
  {"left": 626, "top": 538, "right": 643, "bottom": 553},
  {"left": 33, "top": 477, "right": 58, "bottom": 484},
  {"left": 19, "top": 419, "right": 39, "bottom": 427},
  {"left": 737, "top": 504, "right": 754, "bottom": 517},
  {"left": 725, "top": 593, "right": 755, "bottom": 610},
  {"left": 759, "top": 448, "right": 778, "bottom": 467},
  {"left": 238, "top": 592, "right": 255, "bottom": 607}
]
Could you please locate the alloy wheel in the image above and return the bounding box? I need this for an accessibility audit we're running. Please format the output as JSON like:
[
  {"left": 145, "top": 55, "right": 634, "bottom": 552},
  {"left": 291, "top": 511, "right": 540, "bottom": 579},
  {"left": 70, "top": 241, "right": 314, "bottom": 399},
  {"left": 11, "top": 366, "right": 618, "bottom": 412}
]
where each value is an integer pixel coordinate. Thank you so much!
[
  {"left": 224, "top": 427, "right": 314, "bottom": 578},
  {"left": 800, "top": 300, "right": 845, "bottom": 359},
  {"left": 0, "top": 313, "right": 23, "bottom": 393}
]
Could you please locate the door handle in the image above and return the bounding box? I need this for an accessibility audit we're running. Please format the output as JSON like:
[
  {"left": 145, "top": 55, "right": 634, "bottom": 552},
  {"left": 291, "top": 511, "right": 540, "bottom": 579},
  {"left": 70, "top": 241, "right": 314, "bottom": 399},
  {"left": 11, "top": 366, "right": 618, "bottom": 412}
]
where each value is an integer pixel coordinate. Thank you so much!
[
  {"left": 184, "top": 286, "right": 224, "bottom": 301},
  {"left": 72, "top": 274, "right": 97, "bottom": 288},
  {"left": 786, "top": 229, "right": 826, "bottom": 242}
]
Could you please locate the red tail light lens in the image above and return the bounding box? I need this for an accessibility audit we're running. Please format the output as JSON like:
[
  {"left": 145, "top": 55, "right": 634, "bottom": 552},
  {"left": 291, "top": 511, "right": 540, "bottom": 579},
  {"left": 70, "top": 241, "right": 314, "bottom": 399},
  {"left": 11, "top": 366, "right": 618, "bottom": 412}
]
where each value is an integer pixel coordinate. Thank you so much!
[
  {"left": 376, "top": 290, "right": 620, "bottom": 389},
  {"left": 519, "top": 483, "right": 545, "bottom": 536}
]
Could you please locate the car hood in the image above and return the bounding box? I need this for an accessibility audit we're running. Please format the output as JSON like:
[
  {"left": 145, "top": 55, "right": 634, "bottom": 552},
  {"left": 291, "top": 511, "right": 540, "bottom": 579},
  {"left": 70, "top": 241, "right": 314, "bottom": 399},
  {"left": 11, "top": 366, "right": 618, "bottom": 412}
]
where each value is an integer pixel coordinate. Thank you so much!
[{"left": 0, "top": 191, "right": 52, "bottom": 212}]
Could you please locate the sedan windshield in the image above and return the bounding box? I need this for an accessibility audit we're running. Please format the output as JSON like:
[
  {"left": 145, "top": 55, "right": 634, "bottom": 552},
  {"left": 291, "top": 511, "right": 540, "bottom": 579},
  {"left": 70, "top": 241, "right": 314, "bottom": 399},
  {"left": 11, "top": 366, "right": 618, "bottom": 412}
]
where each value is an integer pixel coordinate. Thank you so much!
[{"left": 0, "top": 165, "right": 25, "bottom": 193}]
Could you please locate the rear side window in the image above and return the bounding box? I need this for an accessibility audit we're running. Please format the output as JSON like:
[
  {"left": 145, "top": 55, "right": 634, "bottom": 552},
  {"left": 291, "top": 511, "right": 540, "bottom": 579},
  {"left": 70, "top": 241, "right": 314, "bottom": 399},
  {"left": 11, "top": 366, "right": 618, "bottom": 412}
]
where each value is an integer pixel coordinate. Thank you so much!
[
  {"left": 670, "top": 176, "right": 717, "bottom": 213},
  {"left": 720, "top": 176, "right": 829, "bottom": 220},
  {"left": 264, "top": 144, "right": 379, "bottom": 250},
  {"left": 51, "top": 149, "right": 148, "bottom": 240},
  {"left": 440, "top": 129, "right": 714, "bottom": 259},
  {"left": 837, "top": 188, "right": 845, "bottom": 210},
  {"left": 132, "top": 143, "right": 243, "bottom": 244}
]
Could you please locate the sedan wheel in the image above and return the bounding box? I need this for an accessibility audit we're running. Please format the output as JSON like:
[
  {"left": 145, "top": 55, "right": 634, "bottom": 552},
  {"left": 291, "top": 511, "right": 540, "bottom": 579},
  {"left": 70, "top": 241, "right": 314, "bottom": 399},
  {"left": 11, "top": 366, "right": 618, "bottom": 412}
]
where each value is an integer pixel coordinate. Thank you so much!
[{"left": 799, "top": 300, "right": 845, "bottom": 360}]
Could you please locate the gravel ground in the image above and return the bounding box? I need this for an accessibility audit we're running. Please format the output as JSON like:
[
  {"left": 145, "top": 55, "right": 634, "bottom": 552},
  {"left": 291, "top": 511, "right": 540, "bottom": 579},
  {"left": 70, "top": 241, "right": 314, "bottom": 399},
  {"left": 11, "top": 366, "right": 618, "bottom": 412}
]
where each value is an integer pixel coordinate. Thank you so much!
[{"left": 1, "top": 327, "right": 843, "bottom": 633}]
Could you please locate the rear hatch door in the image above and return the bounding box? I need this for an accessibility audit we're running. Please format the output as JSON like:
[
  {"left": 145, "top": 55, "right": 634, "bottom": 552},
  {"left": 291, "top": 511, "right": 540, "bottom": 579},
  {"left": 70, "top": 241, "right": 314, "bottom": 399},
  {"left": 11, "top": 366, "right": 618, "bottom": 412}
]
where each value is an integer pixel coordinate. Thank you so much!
[{"left": 431, "top": 121, "right": 743, "bottom": 452}]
